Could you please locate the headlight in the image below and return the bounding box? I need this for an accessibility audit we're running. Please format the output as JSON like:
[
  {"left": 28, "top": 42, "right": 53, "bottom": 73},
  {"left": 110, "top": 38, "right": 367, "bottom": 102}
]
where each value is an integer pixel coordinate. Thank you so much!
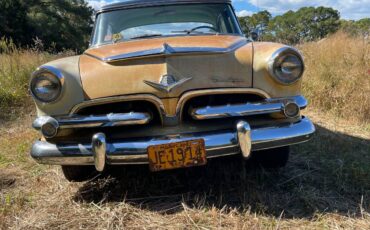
[
  {"left": 30, "top": 66, "right": 64, "bottom": 103},
  {"left": 268, "top": 47, "right": 304, "bottom": 85}
]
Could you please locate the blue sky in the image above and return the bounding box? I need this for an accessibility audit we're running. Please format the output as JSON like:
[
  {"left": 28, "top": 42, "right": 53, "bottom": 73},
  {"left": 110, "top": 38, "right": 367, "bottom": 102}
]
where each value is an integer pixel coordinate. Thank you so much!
[{"left": 88, "top": 0, "right": 370, "bottom": 20}]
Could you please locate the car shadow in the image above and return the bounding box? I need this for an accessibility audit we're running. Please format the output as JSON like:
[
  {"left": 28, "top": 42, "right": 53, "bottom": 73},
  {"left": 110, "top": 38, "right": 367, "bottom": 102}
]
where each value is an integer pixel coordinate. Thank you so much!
[{"left": 73, "top": 124, "right": 370, "bottom": 219}]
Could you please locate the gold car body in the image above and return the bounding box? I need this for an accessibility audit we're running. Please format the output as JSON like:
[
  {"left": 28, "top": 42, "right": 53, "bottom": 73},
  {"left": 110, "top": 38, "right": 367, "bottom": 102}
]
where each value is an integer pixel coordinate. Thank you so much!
[
  {"left": 30, "top": 0, "right": 315, "bottom": 171},
  {"left": 34, "top": 36, "right": 300, "bottom": 117}
]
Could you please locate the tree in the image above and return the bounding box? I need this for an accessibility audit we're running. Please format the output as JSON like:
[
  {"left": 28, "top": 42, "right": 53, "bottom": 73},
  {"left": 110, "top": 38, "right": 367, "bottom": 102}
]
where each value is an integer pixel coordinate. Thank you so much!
[
  {"left": 238, "top": 10, "right": 272, "bottom": 38},
  {"left": 268, "top": 7, "right": 340, "bottom": 44},
  {"left": 0, "top": 0, "right": 94, "bottom": 52},
  {"left": 28, "top": 0, "right": 94, "bottom": 52},
  {"left": 341, "top": 18, "right": 370, "bottom": 37},
  {"left": 0, "top": 0, "right": 33, "bottom": 46}
]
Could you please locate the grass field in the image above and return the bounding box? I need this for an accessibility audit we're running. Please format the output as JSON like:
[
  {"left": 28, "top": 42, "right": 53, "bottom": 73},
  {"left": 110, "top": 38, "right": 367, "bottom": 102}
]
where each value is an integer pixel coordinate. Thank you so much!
[
  {"left": 0, "top": 33, "right": 369, "bottom": 229},
  {"left": 300, "top": 32, "right": 370, "bottom": 124}
]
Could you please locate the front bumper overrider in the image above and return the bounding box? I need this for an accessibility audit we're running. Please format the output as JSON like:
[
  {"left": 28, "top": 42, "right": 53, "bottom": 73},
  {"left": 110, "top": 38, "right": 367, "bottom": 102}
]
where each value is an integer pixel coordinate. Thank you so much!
[{"left": 31, "top": 117, "right": 315, "bottom": 170}]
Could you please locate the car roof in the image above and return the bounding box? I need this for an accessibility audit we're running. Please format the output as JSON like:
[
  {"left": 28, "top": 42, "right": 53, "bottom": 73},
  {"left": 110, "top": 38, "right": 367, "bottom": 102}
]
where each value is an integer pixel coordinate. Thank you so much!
[{"left": 99, "top": 0, "right": 232, "bottom": 13}]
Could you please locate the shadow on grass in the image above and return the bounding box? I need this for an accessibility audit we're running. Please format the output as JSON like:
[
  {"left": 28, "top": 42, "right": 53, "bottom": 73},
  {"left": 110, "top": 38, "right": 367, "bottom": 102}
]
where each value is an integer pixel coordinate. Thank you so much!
[
  {"left": 0, "top": 172, "right": 17, "bottom": 192},
  {"left": 73, "top": 124, "right": 370, "bottom": 218}
]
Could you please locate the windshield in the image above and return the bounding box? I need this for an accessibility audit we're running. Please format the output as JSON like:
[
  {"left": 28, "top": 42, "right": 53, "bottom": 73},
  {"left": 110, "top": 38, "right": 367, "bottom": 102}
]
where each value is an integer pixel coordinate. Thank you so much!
[{"left": 91, "top": 3, "right": 242, "bottom": 46}]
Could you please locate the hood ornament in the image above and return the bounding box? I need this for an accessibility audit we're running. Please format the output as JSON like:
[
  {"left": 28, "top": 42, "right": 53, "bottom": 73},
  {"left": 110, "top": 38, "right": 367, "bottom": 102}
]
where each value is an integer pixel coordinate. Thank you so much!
[
  {"left": 161, "top": 43, "right": 175, "bottom": 54},
  {"left": 144, "top": 75, "right": 192, "bottom": 93}
]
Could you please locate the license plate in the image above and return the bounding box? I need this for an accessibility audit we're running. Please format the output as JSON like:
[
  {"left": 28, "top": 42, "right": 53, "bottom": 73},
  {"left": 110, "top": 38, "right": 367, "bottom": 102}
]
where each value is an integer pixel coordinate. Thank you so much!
[{"left": 147, "top": 139, "right": 206, "bottom": 172}]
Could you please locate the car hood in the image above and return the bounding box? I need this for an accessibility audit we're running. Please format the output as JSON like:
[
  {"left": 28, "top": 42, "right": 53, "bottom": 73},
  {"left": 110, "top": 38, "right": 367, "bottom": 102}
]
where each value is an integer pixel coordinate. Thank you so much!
[{"left": 80, "top": 35, "right": 253, "bottom": 99}]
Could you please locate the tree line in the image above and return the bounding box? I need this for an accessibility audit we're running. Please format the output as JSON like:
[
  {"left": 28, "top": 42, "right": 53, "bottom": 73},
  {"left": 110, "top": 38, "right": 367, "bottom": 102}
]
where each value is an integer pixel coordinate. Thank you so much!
[
  {"left": 0, "top": 1, "right": 369, "bottom": 52},
  {"left": 238, "top": 7, "right": 370, "bottom": 44},
  {"left": 0, "top": 0, "right": 93, "bottom": 52}
]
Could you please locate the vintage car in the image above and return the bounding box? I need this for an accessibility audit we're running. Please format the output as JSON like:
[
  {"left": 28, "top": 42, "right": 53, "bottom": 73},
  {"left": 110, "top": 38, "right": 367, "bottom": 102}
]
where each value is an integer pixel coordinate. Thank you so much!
[{"left": 30, "top": 0, "right": 315, "bottom": 181}]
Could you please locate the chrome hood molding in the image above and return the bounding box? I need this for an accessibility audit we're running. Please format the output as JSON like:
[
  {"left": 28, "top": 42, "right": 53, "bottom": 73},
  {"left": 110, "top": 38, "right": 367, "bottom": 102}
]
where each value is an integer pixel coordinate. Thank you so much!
[{"left": 85, "top": 39, "right": 248, "bottom": 63}]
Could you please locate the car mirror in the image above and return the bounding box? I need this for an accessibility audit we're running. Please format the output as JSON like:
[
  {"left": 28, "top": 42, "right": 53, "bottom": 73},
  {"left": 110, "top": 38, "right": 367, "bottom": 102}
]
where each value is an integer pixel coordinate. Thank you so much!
[{"left": 251, "top": 32, "right": 259, "bottom": 41}]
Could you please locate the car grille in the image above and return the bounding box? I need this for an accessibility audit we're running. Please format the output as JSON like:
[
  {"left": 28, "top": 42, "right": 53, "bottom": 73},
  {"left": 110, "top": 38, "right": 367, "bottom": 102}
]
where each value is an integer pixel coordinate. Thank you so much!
[
  {"left": 75, "top": 100, "right": 162, "bottom": 125},
  {"left": 182, "top": 93, "right": 265, "bottom": 122}
]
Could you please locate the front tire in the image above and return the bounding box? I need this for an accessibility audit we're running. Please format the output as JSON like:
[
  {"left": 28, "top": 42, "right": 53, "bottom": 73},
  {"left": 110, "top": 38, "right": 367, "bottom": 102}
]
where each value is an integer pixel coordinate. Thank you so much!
[
  {"left": 252, "top": 146, "right": 290, "bottom": 169},
  {"left": 61, "top": 166, "right": 97, "bottom": 182}
]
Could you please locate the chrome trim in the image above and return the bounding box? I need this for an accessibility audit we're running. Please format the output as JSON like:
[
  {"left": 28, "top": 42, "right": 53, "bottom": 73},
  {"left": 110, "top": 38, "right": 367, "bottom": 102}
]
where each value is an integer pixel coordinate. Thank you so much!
[
  {"left": 267, "top": 46, "right": 305, "bottom": 85},
  {"left": 283, "top": 102, "right": 300, "bottom": 118},
  {"left": 144, "top": 76, "right": 193, "bottom": 93},
  {"left": 237, "top": 121, "right": 252, "bottom": 159},
  {"left": 39, "top": 117, "right": 59, "bottom": 138},
  {"left": 89, "top": 34, "right": 246, "bottom": 49},
  {"left": 92, "top": 133, "right": 106, "bottom": 172},
  {"left": 191, "top": 95, "right": 307, "bottom": 120},
  {"left": 291, "top": 95, "right": 308, "bottom": 109},
  {"left": 177, "top": 88, "right": 272, "bottom": 120},
  {"left": 70, "top": 94, "right": 165, "bottom": 117},
  {"left": 69, "top": 89, "right": 270, "bottom": 126},
  {"left": 31, "top": 117, "right": 315, "bottom": 166},
  {"left": 33, "top": 116, "right": 58, "bottom": 131},
  {"left": 251, "top": 118, "right": 314, "bottom": 150},
  {"left": 33, "top": 112, "right": 151, "bottom": 131},
  {"left": 29, "top": 65, "right": 65, "bottom": 104},
  {"left": 88, "top": 40, "right": 247, "bottom": 63}
]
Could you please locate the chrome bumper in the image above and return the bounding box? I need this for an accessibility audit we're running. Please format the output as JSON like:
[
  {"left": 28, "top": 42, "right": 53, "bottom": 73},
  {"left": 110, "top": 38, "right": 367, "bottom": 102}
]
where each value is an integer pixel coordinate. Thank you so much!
[{"left": 31, "top": 117, "right": 315, "bottom": 171}]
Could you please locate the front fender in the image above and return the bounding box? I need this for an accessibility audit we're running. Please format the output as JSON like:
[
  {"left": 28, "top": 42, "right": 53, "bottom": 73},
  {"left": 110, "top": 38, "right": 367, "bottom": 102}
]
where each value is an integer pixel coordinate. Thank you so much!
[
  {"left": 33, "top": 56, "right": 85, "bottom": 116},
  {"left": 253, "top": 42, "right": 302, "bottom": 97}
]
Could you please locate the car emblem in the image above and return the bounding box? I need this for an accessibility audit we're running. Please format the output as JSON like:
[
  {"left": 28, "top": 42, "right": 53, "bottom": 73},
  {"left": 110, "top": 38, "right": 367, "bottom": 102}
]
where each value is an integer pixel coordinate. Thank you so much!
[{"left": 144, "top": 75, "right": 192, "bottom": 93}]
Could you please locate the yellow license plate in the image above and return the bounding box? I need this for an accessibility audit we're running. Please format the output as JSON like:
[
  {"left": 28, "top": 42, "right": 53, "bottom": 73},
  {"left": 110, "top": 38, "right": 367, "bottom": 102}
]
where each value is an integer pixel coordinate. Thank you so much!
[{"left": 148, "top": 139, "right": 206, "bottom": 172}]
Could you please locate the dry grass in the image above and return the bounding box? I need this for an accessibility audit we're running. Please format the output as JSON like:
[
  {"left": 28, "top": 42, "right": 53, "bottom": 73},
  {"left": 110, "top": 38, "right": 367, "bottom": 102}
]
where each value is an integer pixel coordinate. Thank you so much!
[
  {"left": 0, "top": 111, "right": 369, "bottom": 229},
  {"left": 0, "top": 39, "right": 72, "bottom": 121},
  {"left": 0, "top": 32, "right": 369, "bottom": 229},
  {"left": 300, "top": 32, "right": 370, "bottom": 124}
]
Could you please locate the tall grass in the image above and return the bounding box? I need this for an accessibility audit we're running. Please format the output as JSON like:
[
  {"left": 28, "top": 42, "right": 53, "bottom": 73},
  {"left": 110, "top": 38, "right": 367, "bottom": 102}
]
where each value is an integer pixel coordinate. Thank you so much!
[
  {"left": 0, "top": 39, "right": 62, "bottom": 119},
  {"left": 300, "top": 32, "right": 370, "bottom": 124}
]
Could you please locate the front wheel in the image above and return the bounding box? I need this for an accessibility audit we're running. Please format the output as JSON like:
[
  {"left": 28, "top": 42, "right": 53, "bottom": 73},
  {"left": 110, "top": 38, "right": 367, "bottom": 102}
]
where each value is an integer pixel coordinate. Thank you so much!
[
  {"left": 252, "top": 146, "right": 290, "bottom": 168},
  {"left": 61, "top": 165, "right": 98, "bottom": 182}
]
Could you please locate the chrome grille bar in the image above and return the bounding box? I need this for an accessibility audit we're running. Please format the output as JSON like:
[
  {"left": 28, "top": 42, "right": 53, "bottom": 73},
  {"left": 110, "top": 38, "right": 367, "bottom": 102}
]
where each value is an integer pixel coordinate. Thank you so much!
[
  {"left": 33, "top": 112, "right": 152, "bottom": 131},
  {"left": 190, "top": 95, "right": 307, "bottom": 120}
]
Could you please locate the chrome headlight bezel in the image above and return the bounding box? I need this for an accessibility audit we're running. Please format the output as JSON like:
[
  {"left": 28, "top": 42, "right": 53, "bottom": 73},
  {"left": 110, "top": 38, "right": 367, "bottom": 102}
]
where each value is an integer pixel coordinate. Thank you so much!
[
  {"left": 30, "top": 66, "right": 64, "bottom": 104},
  {"left": 268, "top": 47, "right": 305, "bottom": 85}
]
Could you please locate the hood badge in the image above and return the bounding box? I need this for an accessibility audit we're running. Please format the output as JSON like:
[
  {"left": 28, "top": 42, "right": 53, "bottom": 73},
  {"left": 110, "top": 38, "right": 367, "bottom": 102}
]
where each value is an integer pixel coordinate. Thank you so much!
[{"left": 144, "top": 75, "right": 192, "bottom": 93}]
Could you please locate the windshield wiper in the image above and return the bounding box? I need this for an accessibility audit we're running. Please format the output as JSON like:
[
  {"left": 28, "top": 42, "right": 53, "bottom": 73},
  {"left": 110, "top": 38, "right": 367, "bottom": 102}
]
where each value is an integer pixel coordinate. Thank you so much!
[
  {"left": 130, "top": 34, "right": 163, "bottom": 40},
  {"left": 172, "top": 30, "right": 200, "bottom": 34},
  {"left": 171, "top": 30, "right": 218, "bottom": 35}
]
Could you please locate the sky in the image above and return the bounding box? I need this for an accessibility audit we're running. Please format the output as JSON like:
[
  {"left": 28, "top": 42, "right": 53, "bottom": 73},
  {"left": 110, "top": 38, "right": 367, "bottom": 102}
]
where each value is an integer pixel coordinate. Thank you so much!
[{"left": 87, "top": 0, "right": 370, "bottom": 20}]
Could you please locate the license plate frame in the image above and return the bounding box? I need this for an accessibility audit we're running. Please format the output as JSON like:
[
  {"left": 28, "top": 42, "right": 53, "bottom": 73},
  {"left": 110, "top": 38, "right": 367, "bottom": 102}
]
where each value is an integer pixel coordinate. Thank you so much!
[{"left": 147, "top": 139, "right": 206, "bottom": 172}]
